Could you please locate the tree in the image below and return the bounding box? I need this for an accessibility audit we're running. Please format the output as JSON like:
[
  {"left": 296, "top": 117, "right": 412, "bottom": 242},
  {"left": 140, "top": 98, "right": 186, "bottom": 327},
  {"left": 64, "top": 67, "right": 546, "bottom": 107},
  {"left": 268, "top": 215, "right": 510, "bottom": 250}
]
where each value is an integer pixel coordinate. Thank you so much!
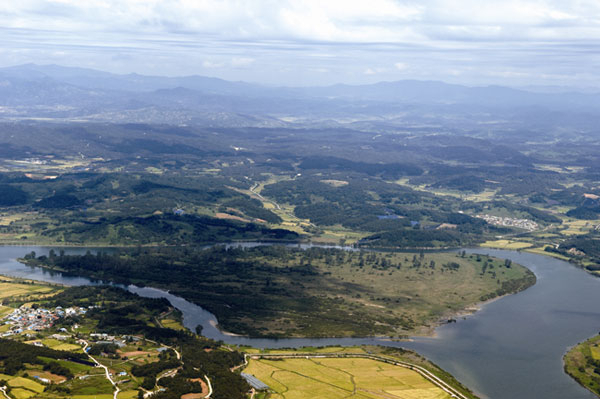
[{"left": 141, "top": 376, "right": 156, "bottom": 390}]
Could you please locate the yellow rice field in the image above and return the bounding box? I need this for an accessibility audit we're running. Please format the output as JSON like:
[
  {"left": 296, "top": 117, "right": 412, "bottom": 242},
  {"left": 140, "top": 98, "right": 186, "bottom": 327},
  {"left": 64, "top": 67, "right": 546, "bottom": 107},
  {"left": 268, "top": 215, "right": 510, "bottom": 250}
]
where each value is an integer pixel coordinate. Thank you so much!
[
  {"left": 244, "top": 357, "right": 452, "bottom": 399},
  {"left": 481, "top": 240, "right": 533, "bottom": 250}
]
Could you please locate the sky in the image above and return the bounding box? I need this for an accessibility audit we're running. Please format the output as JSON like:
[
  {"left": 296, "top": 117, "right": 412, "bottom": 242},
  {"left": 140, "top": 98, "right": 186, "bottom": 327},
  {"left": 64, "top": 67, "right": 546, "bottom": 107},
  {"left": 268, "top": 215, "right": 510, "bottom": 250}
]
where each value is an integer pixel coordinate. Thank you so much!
[{"left": 1, "top": 0, "right": 600, "bottom": 88}]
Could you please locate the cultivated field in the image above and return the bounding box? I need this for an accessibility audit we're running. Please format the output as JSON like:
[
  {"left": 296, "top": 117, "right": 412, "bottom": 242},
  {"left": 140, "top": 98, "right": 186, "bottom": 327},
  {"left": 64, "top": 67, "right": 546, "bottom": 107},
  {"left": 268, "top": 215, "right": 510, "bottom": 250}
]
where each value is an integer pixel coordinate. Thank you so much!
[
  {"left": 0, "top": 375, "right": 45, "bottom": 399},
  {"left": 244, "top": 357, "right": 452, "bottom": 399},
  {"left": 0, "top": 279, "right": 58, "bottom": 302},
  {"left": 481, "top": 239, "right": 533, "bottom": 250}
]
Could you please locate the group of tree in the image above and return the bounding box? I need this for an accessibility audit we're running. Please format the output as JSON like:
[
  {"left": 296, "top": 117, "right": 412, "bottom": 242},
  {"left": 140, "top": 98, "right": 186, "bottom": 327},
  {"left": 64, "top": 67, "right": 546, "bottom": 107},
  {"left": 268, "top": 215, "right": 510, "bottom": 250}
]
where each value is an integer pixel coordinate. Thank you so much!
[{"left": 0, "top": 338, "right": 87, "bottom": 376}]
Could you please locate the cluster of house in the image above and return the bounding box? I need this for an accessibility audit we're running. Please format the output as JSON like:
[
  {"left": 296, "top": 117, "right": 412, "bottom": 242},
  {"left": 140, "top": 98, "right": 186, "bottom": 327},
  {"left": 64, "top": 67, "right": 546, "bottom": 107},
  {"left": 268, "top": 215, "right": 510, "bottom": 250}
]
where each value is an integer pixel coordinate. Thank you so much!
[
  {"left": 88, "top": 332, "right": 127, "bottom": 348},
  {"left": 476, "top": 214, "right": 539, "bottom": 231},
  {"left": 1, "top": 305, "right": 88, "bottom": 337}
]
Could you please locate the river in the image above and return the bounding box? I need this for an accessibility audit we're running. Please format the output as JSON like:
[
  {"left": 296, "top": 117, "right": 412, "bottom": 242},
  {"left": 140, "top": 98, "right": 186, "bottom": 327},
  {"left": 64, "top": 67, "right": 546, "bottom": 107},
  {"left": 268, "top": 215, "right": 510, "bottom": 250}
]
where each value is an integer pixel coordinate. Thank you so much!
[{"left": 0, "top": 246, "right": 598, "bottom": 399}]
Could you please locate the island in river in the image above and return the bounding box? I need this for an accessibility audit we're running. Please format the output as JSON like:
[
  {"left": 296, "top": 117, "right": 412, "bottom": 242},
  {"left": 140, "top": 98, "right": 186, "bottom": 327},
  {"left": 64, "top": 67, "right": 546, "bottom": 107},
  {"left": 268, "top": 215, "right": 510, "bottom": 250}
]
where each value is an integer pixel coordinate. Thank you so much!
[
  {"left": 21, "top": 245, "right": 535, "bottom": 338},
  {"left": 564, "top": 334, "right": 600, "bottom": 397},
  {"left": 0, "top": 257, "right": 480, "bottom": 399}
]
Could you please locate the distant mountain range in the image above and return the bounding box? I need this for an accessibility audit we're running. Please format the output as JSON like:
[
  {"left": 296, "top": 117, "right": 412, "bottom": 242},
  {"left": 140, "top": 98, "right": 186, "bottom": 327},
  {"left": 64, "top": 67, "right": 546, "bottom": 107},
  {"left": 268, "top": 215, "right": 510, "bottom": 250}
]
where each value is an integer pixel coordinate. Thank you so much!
[{"left": 0, "top": 63, "right": 599, "bottom": 128}]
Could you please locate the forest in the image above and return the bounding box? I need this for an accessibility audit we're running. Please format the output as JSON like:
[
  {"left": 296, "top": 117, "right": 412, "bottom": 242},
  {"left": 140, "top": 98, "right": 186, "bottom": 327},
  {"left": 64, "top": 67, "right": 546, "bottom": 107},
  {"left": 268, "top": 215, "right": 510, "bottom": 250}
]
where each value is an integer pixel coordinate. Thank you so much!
[{"left": 25, "top": 245, "right": 536, "bottom": 338}]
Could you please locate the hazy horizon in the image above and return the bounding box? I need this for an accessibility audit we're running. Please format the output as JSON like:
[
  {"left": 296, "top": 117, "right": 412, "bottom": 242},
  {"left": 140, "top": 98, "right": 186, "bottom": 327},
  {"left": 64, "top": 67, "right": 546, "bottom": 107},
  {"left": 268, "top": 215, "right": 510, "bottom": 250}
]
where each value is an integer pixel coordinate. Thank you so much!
[
  {"left": 2, "top": 1, "right": 600, "bottom": 89},
  {"left": 5, "top": 62, "right": 598, "bottom": 93}
]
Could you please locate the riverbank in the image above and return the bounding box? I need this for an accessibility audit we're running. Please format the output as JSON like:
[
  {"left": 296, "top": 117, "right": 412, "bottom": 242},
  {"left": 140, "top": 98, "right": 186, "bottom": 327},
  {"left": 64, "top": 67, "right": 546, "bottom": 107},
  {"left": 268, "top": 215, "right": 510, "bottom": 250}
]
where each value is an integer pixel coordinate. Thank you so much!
[
  {"left": 19, "top": 246, "right": 535, "bottom": 340},
  {"left": 3, "top": 246, "right": 600, "bottom": 398},
  {"left": 480, "top": 242, "right": 600, "bottom": 279},
  {"left": 563, "top": 334, "right": 600, "bottom": 397}
]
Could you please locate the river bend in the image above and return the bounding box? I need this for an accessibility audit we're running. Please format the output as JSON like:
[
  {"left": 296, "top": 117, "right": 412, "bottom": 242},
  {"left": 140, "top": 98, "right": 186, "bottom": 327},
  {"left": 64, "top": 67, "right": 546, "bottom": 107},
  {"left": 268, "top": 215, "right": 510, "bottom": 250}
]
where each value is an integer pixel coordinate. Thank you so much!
[{"left": 0, "top": 246, "right": 598, "bottom": 399}]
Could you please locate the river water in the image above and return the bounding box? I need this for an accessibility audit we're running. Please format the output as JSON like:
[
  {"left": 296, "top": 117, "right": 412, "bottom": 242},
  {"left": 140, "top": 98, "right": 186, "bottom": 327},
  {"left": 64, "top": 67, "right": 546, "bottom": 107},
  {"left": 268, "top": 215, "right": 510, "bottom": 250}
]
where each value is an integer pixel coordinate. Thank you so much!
[{"left": 0, "top": 246, "right": 598, "bottom": 399}]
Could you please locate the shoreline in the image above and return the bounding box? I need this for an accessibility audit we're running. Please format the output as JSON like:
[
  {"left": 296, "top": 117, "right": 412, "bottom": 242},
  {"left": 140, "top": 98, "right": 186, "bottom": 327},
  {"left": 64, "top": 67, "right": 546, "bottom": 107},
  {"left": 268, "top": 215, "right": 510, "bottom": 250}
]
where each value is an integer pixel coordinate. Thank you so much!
[
  {"left": 15, "top": 247, "right": 537, "bottom": 342},
  {"left": 562, "top": 332, "right": 600, "bottom": 398}
]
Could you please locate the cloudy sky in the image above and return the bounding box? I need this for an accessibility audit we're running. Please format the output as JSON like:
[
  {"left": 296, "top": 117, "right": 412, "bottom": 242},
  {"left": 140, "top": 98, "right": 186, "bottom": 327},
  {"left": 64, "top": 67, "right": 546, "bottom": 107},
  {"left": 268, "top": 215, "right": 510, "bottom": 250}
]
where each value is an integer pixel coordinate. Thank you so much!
[{"left": 1, "top": 0, "right": 600, "bottom": 88}]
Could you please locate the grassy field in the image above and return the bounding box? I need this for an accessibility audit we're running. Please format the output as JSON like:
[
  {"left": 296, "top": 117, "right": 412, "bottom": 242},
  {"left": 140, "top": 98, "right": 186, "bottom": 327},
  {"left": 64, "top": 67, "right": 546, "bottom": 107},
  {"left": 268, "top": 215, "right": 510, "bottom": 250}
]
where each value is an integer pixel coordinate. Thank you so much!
[
  {"left": 559, "top": 219, "right": 598, "bottom": 236},
  {"left": 67, "top": 375, "right": 114, "bottom": 396},
  {"left": 53, "top": 343, "right": 83, "bottom": 351},
  {"left": 0, "top": 278, "right": 60, "bottom": 308},
  {"left": 30, "top": 246, "right": 534, "bottom": 338},
  {"left": 564, "top": 334, "right": 600, "bottom": 396},
  {"left": 525, "top": 246, "right": 571, "bottom": 260},
  {"left": 0, "top": 282, "right": 55, "bottom": 301},
  {"left": 244, "top": 357, "right": 453, "bottom": 399},
  {"left": 7, "top": 377, "right": 45, "bottom": 393},
  {"left": 160, "top": 318, "right": 186, "bottom": 330},
  {"left": 3, "top": 376, "right": 46, "bottom": 399},
  {"left": 237, "top": 250, "right": 536, "bottom": 337},
  {"left": 117, "top": 391, "right": 140, "bottom": 399},
  {"left": 184, "top": 249, "right": 536, "bottom": 337},
  {"left": 481, "top": 240, "right": 533, "bottom": 250},
  {"left": 10, "top": 388, "right": 37, "bottom": 399},
  {"left": 392, "top": 178, "right": 498, "bottom": 202}
]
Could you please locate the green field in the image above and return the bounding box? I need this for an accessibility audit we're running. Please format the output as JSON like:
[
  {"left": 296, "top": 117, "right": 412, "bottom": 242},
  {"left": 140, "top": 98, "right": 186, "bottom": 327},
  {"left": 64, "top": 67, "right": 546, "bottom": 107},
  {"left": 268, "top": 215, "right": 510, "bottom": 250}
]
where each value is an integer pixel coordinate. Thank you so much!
[
  {"left": 10, "top": 388, "right": 37, "bottom": 399},
  {"left": 0, "top": 280, "right": 57, "bottom": 302},
  {"left": 481, "top": 240, "right": 533, "bottom": 250},
  {"left": 3, "top": 376, "right": 46, "bottom": 399},
  {"left": 564, "top": 334, "right": 600, "bottom": 396},
  {"left": 161, "top": 318, "right": 186, "bottom": 330},
  {"left": 29, "top": 247, "right": 535, "bottom": 338},
  {"left": 244, "top": 357, "right": 452, "bottom": 399},
  {"left": 117, "top": 391, "right": 140, "bottom": 399}
]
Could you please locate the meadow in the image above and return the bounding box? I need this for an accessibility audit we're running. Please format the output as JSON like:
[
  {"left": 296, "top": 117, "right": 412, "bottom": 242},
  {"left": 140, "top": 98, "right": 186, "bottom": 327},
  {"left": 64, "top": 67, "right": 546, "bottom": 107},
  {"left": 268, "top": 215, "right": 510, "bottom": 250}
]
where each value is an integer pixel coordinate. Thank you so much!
[
  {"left": 28, "top": 247, "right": 536, "bottom": 338},
  {"left": 0, "top": 280, "right": 57, "bottom": 303},
  {"left": 244, "top": 357, "right": 452, "bottom": 399},
  {"left": 564, "top": 334, "right": 600, "bottom": 396}
]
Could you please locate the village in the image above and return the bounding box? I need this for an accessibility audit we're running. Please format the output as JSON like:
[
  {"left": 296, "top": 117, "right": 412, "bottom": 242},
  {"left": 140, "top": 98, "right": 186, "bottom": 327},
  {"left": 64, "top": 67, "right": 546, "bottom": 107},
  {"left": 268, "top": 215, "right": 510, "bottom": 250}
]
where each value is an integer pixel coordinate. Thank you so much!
[
  {"left": 476, "top": 214, "right": 539, "bottom": 231},
  {"left": 1, "top": 305, "right": 88, "bottom": 337}
]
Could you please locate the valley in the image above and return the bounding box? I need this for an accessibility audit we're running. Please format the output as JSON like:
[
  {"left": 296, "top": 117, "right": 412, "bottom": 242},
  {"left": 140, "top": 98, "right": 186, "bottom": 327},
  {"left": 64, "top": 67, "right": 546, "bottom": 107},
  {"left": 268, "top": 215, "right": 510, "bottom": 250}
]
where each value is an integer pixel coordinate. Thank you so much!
[{"left": 0, "top": 65, "right": 599, "bottom": 399}]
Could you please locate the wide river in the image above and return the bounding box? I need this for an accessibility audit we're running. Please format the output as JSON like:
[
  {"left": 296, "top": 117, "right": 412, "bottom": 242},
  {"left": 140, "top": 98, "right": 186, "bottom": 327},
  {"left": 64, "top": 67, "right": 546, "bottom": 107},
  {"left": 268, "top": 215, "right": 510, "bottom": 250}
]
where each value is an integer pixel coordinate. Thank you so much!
[{"left": 0, "top": 246, "right": 598, "bottom": 399}]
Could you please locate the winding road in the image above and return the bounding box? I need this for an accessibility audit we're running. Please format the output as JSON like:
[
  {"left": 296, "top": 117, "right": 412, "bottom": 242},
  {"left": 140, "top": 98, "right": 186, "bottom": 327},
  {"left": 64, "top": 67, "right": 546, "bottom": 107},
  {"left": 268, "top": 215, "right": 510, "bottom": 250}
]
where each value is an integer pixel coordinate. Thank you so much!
[{"left": 80, "top": 339, "right": 120, "bottom": 399}]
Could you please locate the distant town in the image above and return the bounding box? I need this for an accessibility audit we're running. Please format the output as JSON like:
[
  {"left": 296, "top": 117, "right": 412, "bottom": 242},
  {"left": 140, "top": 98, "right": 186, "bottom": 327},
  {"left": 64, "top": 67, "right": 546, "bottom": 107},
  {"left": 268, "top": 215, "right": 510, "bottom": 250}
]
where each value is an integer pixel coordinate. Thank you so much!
[{"left": 476, "top": 214, "right": 539, "bottom": 231}]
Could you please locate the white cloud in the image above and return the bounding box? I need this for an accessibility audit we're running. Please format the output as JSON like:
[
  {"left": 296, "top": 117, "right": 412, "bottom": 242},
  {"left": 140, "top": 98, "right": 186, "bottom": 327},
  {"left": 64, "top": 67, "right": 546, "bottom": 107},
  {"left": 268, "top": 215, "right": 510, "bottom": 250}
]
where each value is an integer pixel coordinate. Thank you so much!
[
  {"left": 231, "top": 57, "right": 255, "bottom": 67},
  {"left": 202, "top": 60, "right": 224, "bottom": 69},
  {"left": 2, "top": 0, "right": 600, "bottom": 87},
  {"left": 364, "top": 67, "right": 387, "bottom": 75}
]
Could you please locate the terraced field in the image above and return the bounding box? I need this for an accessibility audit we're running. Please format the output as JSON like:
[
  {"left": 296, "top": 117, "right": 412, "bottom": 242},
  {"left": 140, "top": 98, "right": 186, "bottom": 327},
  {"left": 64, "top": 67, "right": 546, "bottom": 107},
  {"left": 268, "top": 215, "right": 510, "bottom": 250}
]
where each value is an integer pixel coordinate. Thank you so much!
[
  {"left": 0, "top": 375, "right": 45, "bottom": 399},
  {"left": 244, "top": 357, "right": 452, "bottom": 399}
]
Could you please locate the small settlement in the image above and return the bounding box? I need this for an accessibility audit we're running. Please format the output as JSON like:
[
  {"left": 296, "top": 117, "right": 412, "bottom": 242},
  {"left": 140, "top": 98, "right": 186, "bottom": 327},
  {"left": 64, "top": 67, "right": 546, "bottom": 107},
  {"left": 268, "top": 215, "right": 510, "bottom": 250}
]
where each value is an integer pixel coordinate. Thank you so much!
[
  {"left": 476, "top": 214, "right": 539, "bottom": 231},
  {"left": 1, "top": 305, "right": 87, "bottom": 336}
]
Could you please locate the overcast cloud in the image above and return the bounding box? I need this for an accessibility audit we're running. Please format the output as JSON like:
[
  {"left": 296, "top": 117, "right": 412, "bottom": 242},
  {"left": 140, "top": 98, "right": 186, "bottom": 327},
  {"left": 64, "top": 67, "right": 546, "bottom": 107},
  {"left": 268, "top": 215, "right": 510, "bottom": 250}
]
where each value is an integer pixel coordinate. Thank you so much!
[{"left": 1, "top": 0, "right": 600, "bottom": 88}]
